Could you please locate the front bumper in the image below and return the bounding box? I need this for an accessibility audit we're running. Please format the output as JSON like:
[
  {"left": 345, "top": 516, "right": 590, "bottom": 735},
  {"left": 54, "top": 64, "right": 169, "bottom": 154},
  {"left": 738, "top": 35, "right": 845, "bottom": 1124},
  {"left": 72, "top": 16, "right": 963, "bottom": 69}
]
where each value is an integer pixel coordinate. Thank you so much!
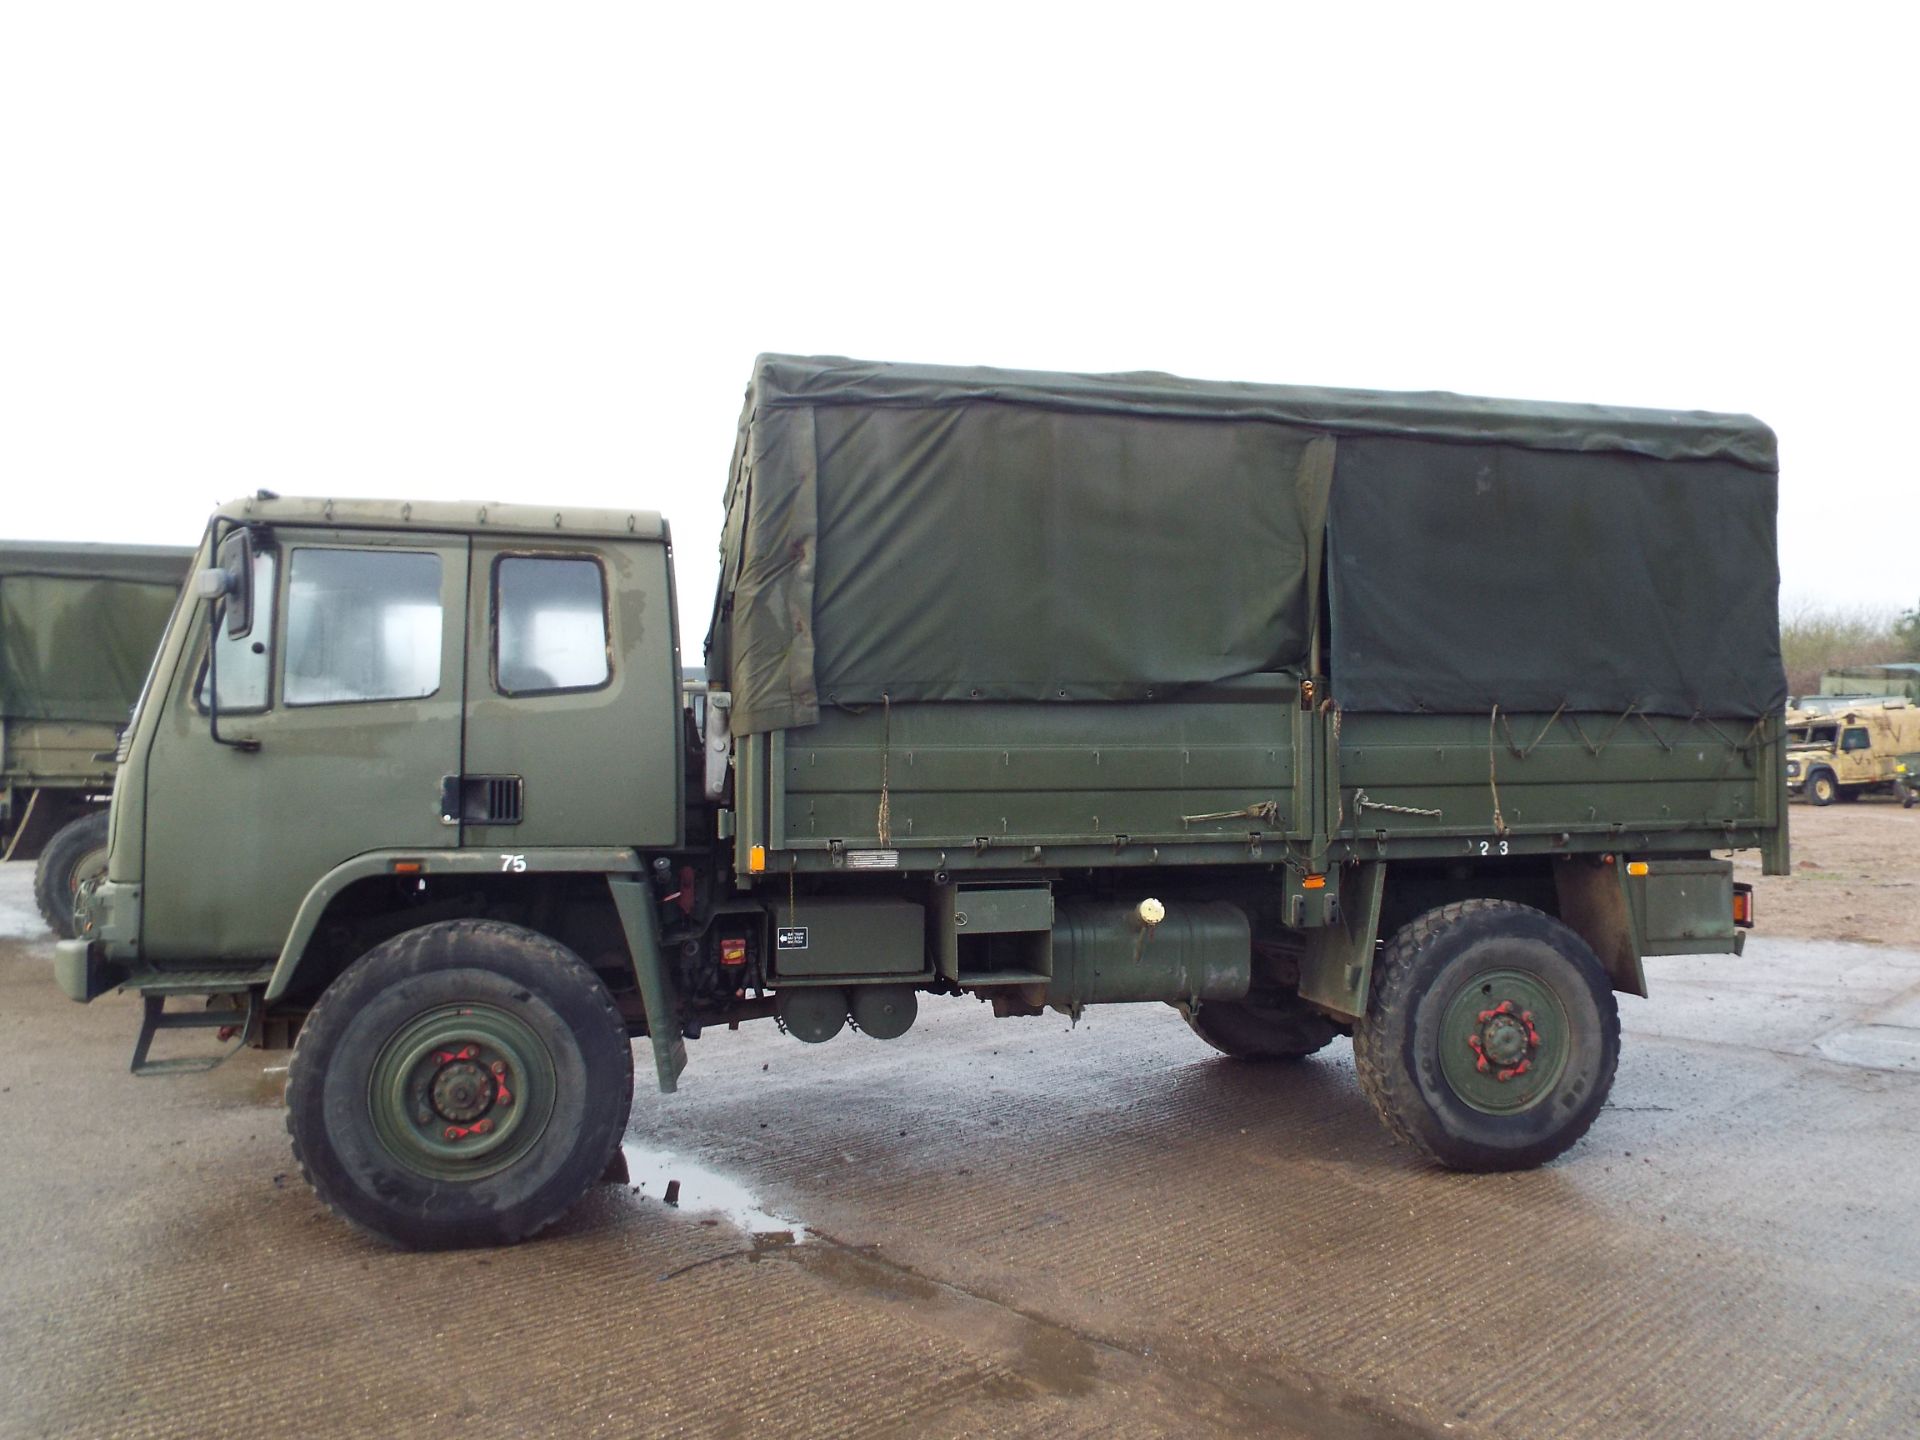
[{"left": 55, "top": 938, "right": 127, "bottom": 1003}]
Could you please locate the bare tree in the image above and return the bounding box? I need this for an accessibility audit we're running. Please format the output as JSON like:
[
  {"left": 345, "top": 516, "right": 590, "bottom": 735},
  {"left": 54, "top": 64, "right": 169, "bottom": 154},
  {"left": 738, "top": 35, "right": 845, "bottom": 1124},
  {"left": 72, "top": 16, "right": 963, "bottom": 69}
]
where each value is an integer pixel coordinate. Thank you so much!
[{"left": 1778, "top": 598, "right": 1902, "bottom": 698}]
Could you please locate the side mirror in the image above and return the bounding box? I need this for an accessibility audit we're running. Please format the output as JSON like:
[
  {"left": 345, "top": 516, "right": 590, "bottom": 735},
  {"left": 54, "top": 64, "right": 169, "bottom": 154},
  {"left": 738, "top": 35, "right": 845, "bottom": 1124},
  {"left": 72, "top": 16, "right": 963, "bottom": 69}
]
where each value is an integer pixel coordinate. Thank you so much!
[{"left": 213, "top": 529, "right": 256, "bottom": 640}]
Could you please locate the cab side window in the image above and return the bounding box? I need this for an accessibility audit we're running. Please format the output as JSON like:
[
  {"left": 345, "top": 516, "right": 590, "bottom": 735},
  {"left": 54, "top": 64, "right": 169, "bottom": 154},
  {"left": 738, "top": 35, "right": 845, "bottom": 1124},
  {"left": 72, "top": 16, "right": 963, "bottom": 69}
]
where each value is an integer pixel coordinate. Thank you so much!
[
  {"left": 284, "top": 549, "right": 443, "bottom": 706},
  {"left": 197, "top": 549, "right": 277, "bottom": 712},
  {"left": 1841, "top": 727, "right": 1872, "bottom": 753},
  {"left": 494, "top": 556, "right": 610, "bottom": 695}
]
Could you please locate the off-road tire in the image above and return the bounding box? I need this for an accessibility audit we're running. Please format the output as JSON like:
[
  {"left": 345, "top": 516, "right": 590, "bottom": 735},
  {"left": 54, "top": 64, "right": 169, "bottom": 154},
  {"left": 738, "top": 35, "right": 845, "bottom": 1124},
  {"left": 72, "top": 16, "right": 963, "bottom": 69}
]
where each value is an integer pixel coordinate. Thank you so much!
[
  {"left": 1808, "top": 771, "right": 1838, "bottom": 806},
  {"left": 33, "top": 810, "right": 109, "bottom": 940},
  {"left": 1182, "top": 995, "right": 1341, "bottom": 1060},
  {"left": 1353, "top": 899, "right": 1619, "bottom": 1172},
  {"left": 286, "top": 919, "right": 634, "bottom": 1250}
]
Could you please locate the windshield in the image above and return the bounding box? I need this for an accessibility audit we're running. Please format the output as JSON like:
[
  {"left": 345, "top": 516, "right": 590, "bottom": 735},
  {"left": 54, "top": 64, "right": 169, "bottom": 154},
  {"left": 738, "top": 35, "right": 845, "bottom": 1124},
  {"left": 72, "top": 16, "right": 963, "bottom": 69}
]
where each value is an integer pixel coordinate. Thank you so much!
[{"left": 121, "top": 526, "right": 208, "bottom": 756}]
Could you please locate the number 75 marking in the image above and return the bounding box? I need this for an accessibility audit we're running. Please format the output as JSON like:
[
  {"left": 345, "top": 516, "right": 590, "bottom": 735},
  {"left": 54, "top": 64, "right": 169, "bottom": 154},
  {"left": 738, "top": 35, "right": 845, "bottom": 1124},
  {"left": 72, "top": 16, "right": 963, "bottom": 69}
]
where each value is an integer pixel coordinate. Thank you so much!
[{"left": 500, "top": 854, "right": 527, "bottom": 872}]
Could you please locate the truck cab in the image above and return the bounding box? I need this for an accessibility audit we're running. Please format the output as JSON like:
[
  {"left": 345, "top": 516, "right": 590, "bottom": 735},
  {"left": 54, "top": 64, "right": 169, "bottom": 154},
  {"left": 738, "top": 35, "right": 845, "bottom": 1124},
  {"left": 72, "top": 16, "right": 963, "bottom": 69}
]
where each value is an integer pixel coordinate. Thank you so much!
[{"left": 61, "top": 495, "right": 683, "bottom": 1025}]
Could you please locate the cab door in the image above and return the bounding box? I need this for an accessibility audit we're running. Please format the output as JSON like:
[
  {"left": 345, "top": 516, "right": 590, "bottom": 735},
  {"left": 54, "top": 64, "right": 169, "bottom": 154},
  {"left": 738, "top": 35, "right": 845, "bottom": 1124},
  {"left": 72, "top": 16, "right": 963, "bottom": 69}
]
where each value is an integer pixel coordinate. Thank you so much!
[
  {"left": 458, "top": 538, "right": 681, "bottom": 853},
  {"left": 1838, "top": 725, "right": 1877, "bottom": 784},
  {"left": 140, "top": 528, "right": 470, "bottom": 961}
]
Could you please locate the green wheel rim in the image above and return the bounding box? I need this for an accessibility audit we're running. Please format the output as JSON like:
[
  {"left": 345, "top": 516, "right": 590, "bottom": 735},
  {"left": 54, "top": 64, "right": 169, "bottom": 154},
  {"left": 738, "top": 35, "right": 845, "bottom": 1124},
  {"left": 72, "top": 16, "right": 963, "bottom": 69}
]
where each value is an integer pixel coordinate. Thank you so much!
[
  {"left": 69, "top": 843, "right": 110, "bottom": 927},
  {"left": 69, "top": 843, "right": 109, "bottom": 895},
  {"left": 1438, "top": 968, "right": 1572, "bottom": 1115},
  {"left": 367, "top": 1003, "right": 557, "bottom": 1182}
]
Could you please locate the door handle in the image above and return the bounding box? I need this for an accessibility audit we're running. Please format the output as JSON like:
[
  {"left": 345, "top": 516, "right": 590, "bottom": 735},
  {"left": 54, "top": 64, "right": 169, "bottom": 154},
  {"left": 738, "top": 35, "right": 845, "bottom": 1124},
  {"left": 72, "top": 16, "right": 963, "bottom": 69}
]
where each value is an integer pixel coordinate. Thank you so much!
[{"left": 440, "top": 775, "right": 525, "bottom": 826}]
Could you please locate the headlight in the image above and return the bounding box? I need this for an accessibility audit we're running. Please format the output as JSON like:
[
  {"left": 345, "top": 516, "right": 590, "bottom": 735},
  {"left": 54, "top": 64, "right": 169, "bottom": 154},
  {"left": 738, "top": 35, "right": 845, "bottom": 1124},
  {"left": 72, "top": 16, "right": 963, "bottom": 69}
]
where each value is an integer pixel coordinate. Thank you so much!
[{"left": 1786, "top": 761, "right": 1801, "bottom": 777}]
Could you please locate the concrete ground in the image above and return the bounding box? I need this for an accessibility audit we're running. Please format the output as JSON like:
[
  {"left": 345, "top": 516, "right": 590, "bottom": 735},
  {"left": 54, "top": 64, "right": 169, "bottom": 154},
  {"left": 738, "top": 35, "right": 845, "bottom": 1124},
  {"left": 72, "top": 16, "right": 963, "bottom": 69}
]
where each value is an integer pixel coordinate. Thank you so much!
[{"left": 2, "top": 854, "right": 1918, "bottom": 1439}]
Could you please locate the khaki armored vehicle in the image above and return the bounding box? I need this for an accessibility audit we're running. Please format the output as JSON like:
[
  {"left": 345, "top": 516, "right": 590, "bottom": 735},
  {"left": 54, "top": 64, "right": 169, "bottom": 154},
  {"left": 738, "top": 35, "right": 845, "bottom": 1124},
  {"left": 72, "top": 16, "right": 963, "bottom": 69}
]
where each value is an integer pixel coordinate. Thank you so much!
[
  {"left": 1, "top": 541, "right": 191, "bottom": 934},
  {"left": 1785, "top": 699, "right": 1920, "bottom": 804},
  {"left": 58, "top": 357, "right": 1787, "bottom": 1249}
]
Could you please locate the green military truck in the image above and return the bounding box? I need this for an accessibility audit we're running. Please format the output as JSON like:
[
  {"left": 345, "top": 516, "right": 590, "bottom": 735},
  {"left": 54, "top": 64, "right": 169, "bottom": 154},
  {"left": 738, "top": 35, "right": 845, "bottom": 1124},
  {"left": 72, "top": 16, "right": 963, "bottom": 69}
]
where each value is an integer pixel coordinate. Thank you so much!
[
  {"left": 58, "top": 357, "right": 1788, "bottom": 1250},
  {"left": 2, "top": 541, "right": 191, "bottom": 935}
]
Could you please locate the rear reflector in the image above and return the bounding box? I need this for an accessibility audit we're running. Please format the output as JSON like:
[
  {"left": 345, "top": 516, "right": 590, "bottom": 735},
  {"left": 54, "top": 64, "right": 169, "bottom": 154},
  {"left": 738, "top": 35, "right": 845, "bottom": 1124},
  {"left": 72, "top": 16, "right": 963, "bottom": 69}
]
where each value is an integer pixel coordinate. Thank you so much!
[
  {"left": 720, "top": 938, "right": 748, "bottom": 966},
  {"left": 1733, "top": 885, "right": 1755, "bottom": 928}
]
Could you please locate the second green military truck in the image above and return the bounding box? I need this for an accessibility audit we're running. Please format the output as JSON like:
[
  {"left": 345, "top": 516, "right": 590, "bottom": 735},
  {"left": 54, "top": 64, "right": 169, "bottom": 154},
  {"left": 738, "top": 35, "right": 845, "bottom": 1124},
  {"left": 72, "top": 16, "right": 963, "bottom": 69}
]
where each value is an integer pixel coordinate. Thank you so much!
[
  {"left": 59, "top": 357, "right": 1788, "bottom": 1249},
  {"left": 2, "top": 541, "right": 191, "bottom": 935}
]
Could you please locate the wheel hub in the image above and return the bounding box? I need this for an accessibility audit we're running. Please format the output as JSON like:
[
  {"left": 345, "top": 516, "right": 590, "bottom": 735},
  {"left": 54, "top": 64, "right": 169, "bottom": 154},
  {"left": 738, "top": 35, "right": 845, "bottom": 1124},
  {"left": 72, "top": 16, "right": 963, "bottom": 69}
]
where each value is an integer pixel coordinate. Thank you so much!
[
  {"left": 367, "top": 1004, "right": 551, "bottom": 1180},
  {"left": 429, "top": 1053, "right": 499, "bottom": 1124},
  {"left": 1439, "top": 969, "right": 1569, "bottom": 1115},
  {"left": 1467, "top": 1000, "right": 1540, "bottom": 1078}
]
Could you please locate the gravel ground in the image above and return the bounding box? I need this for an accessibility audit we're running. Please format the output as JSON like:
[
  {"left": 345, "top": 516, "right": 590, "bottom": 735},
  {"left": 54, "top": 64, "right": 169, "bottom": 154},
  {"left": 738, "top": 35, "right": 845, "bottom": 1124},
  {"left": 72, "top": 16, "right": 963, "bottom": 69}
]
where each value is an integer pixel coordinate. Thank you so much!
[{"left": 1738, "top": 797, "right": 1920, "bottom": 948}]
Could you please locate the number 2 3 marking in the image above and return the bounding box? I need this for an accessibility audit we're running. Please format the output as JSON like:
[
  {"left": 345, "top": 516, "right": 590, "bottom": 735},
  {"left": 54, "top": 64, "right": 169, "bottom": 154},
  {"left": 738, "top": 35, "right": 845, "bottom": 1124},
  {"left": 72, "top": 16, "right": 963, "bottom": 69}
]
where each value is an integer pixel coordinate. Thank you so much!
[{"left": 1476, "top": 840, "right": 1510, "bottom": 856}]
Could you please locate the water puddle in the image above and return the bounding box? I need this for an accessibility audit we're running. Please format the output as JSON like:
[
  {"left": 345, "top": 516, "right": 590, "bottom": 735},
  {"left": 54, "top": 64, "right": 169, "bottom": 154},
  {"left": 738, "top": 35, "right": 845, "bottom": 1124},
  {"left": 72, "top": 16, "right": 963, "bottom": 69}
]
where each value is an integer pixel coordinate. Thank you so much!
[
  {"left": 1814, "top": 1023, "right": 1920, "bottom": 1072},
  {"left": 619, "top": 1141, "right": 809, "bottom": 1243}
]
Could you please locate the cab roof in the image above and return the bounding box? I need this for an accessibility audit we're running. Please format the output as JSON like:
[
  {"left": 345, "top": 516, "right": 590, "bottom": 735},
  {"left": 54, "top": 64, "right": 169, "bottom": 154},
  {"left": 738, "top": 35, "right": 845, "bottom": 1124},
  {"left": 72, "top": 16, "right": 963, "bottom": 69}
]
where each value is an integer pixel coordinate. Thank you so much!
[{"left": 214, "top": 494, "right": 667, "bottom": 543}]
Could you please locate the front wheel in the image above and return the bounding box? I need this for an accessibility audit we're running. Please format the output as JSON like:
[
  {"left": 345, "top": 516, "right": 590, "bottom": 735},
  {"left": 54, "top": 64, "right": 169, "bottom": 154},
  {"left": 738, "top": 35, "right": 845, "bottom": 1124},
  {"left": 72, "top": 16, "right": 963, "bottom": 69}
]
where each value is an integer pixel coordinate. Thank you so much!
[
  {"left": 33, "top": 810, "right": 109, "bottom": 940},
  {"left": 286, "top": 920, "right": 634, "bottom": 1249},
  {"left": 1808, "top": 771, "right": 1838, "bottom": 806},
  {"left": 1354, "top": 900, "right": 1618, "bottom": 1171}
]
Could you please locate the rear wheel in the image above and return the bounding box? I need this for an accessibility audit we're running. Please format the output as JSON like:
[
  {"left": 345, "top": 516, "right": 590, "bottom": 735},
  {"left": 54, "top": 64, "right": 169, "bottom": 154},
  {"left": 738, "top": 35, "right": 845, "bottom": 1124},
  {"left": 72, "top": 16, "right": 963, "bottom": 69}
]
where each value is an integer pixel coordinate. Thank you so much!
[
  {"left": 1808, "top": 771, "right": 1838, "bottom": 806},
  {"left": 33, "top": 810, "right": 109, "bottom": 940},
  {"left": 1183, "top": 994, "right": 1341, "bottom": 1060},
  {"left": 286, "top": 919, "right": 634, "bottom": 1249},
  {"left": 1354, "top": 900, "right": 1618, "bottom": 1171}
]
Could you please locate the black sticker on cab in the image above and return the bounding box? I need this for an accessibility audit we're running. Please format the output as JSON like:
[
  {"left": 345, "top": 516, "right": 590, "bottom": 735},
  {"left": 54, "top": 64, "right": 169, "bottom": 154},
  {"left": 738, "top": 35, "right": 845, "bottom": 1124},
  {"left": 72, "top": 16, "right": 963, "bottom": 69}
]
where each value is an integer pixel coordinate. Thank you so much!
[{"left": 776, "top": 926, "right": 808, "bottom": 950}]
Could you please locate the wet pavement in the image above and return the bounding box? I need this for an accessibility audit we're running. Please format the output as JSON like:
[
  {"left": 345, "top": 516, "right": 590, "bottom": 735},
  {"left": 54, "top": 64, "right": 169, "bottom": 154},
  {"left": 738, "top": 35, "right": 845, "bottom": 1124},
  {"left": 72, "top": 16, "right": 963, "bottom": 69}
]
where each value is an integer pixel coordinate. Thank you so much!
[{"left": 1, "top": 859, "right": 1917, "bottom": 1439}]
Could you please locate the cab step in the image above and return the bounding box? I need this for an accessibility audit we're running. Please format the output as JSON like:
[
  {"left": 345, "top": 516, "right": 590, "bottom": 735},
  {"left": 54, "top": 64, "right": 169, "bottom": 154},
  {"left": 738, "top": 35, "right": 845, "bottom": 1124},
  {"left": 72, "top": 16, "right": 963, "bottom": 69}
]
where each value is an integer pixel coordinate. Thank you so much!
[{"left": 125, "top": 965, "right": 275, "bottom": 1077}]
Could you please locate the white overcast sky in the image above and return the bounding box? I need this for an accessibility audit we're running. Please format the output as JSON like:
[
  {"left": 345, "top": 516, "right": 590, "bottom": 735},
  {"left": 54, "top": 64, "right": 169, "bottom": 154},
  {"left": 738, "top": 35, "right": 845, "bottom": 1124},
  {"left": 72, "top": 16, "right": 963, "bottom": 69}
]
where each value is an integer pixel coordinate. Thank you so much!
[{"left": 3, "top": 3, "right": 1914, "bottom": 651}]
